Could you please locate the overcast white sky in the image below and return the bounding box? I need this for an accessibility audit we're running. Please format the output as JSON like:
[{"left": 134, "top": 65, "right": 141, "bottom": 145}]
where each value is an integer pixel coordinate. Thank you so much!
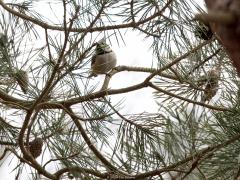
[
  {"left": 0, "top": 2, "right": 159, "bottom": 179},
  {"left": 0, "top": 0, "right": 205, "bottom": 179}
]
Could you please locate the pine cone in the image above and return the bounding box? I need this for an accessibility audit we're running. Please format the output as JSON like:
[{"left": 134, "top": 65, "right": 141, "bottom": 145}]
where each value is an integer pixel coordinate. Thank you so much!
[
  {"left": 29, "top": 138, "right": 43, "bottom": 159},
  {"left": 197, "top": 69, "right": 220, "bottom": 86},
  {"left": 194, "top": 22, "right": 213, "bottom": 40},
  {"left": 14, "top": 69, "right": 29, "bottom": 94},
  {"left": 202, "top": 83, "right": 219, "bottom": 102},
  {"left": 0, "top": 33, "right": 8, "bottom": 47},
  {"left": 201, "top": 69, "right": 220, "bottom": 102},
  {"left": 23, "top": 138, "right": 43, "bottom": 160}
]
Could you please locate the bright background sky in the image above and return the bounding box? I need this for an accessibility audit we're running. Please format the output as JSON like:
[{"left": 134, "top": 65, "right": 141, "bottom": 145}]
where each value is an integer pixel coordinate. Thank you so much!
[{"left": 0, "top": 0, "right": 205, "bottom": 179}]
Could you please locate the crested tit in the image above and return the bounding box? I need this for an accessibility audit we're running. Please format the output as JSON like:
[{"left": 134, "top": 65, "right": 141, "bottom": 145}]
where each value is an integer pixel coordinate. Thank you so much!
[{"left": 89, "top": 39, "right": 117, "bottom": 77}]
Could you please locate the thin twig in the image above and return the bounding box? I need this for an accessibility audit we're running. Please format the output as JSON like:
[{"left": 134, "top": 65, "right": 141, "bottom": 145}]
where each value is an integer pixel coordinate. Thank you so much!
[
  {"left": 65, "top": 107, "right": 131, "bottom": 177},
  {"left": 0, "top": 0, "right": 173, "bottom": 33},
  {"left": 149, "top": 82, "right": 229, "bottom": 111}
]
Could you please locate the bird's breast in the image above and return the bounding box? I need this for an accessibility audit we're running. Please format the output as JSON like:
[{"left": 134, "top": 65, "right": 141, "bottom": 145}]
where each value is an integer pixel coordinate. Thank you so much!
[{"left": 91, "top": 52, "right": 117, "bottom": 74}]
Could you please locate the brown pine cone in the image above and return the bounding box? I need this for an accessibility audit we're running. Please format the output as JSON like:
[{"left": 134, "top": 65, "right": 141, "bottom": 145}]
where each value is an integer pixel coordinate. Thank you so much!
[
  {"left": 29, "top": 138, "right": 43, "bottom": 159},
  {"left": 197, "top": 69, "right": 220, "bottom": 86},
  {"left": 0, "top": 33, "right": 8, "bottom": 47},
  {"left": 194, "top": 22, "right": 213, "bottom": 40},
  {"left": 201, "top": 69, "right": 220, "bottom": 102},
  {"left": 23, "top": 138, "right": 43, "bottom": 161},
  {"left": 202, "top": 83, "right": 219, "bottom": 102}
]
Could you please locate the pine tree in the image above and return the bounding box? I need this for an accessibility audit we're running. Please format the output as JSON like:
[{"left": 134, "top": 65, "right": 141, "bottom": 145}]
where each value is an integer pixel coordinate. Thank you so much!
[{"left": 0, "top": 0, "right": 239, "bottom": 179}]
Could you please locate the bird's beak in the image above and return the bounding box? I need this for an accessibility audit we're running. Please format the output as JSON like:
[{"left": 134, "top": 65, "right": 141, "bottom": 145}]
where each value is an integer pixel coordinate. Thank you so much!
[{"left": 97, "top": 38, "right": 106, "bottom": 44}]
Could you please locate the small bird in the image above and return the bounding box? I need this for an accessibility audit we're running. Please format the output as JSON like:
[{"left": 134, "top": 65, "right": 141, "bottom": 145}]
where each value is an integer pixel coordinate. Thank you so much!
[{"left": 89, "top": 39, "right": 117, "bottom": 77}]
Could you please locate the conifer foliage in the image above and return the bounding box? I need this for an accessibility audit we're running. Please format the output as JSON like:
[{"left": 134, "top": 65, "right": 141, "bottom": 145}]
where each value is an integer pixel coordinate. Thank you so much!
[{"left": 0, "top": 0, "right": 239, "bottom": 179}]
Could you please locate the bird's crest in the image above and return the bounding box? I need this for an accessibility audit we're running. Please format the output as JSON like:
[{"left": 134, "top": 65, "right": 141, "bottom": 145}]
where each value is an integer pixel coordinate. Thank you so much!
[{"left": 95, "top": 38, "right": 112, "bottom": 54}]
